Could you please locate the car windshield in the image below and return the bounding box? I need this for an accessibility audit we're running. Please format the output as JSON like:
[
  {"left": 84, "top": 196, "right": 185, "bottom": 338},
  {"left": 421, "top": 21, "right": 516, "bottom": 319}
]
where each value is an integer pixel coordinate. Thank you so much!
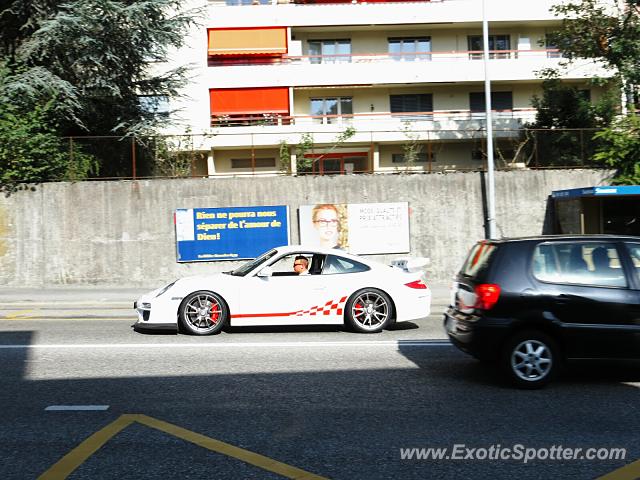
[{"left": 227, "top": 249, "right": 278, "bottom": 276}]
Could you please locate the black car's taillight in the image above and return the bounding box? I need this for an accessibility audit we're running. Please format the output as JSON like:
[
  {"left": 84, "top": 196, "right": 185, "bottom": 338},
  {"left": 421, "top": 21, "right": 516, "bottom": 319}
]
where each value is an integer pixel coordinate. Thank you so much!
[{"left": 474, "top": 284, "right": 501, "bottom": 310}]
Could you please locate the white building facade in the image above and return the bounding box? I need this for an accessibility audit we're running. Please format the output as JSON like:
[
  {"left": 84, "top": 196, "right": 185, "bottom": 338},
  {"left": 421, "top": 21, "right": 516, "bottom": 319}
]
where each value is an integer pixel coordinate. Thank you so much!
[{"left": 163, "top": 0, "right": 611, "bottom": 176}]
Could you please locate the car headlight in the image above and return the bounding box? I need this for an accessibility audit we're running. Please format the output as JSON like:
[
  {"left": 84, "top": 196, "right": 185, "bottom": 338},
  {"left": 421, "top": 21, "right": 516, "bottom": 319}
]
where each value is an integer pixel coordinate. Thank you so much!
[{"left": 155, "top": 280, "right": 177, "bottom": 298}]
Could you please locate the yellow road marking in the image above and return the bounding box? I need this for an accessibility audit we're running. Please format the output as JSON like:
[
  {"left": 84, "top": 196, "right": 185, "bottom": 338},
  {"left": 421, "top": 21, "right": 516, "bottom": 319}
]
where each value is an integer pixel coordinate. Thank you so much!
[
  {"left": 597, "top": 459, "right": 640, "bottom": 480},
  {"left": 38, "top": 414, "right": 328, "bottom": 480},
  {"left": 5, "top": 310, "right": 34, "bottom": 319},
  {"left": 38, "top": 415, "right": 134, "bottom": 479}
]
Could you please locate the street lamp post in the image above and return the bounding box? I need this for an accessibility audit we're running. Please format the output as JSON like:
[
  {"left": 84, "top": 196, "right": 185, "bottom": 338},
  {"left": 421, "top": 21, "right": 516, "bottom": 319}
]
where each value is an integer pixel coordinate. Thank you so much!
[{"left": 482, "top": 0, "right": 497, "bottom": 239}]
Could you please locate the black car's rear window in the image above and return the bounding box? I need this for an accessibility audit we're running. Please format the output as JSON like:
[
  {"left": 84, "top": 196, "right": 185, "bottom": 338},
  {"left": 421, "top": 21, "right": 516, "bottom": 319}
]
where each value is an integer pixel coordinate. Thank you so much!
[{"left": 460, "top": 242, "right": 497, "bottom": 279}]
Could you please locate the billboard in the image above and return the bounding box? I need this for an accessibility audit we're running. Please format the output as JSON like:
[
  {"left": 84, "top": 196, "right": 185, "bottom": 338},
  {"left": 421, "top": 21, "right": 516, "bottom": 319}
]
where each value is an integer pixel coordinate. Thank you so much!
[
  {"left": 299, "top": 202, "right": 409, "bottom": 254},
  {"left": 175, "top": 206, "right": 289, "bottom": 262}
]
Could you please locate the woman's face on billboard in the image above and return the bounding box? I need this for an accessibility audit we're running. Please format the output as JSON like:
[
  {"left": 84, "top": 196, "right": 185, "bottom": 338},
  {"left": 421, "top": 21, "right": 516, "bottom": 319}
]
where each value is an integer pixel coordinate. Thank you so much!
[{"left": 313, "top": 208, "right": 339, "bottom": 246}]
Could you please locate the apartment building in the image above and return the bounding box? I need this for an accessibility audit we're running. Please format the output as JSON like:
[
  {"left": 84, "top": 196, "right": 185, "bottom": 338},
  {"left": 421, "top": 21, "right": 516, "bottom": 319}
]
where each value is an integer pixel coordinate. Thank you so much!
[{"left": 162, "top": 0, "right": 610, "bottom": 176}]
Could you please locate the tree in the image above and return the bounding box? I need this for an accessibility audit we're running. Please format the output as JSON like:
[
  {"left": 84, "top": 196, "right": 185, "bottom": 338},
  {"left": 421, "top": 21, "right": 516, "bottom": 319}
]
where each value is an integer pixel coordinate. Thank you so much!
[
  {"left": 548, "top": 0, "right": 640, "bottom": 111},
  {"left": 525, "top": 75, "right": 618, "bottom": 167},
  {"left": 278, "top": 127, "right": 357, "bottom": 174},
  {"left": 546, "top": 1, "right": 640, "bottom": 180},
  {"left": 0, "top": 102, "right": 98, "bottom": 194},
  {"left": 593, "top": 115, "right": 640, "bottom": 184},
  {"left": 0, "top": 0, "right": 200, "bottom": 179}
]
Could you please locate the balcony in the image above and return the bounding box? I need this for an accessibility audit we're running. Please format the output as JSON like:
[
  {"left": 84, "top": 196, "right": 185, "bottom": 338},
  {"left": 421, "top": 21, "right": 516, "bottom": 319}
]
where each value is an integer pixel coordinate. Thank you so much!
[
  {"left": 205, "top": 49, "right": 607, "bottom": 88},
  {"left": 207, "top": 109, "right": 537, "bottom": 148},
  {"left": 207, "top": 0, "right": 562, "bottom": 28}
]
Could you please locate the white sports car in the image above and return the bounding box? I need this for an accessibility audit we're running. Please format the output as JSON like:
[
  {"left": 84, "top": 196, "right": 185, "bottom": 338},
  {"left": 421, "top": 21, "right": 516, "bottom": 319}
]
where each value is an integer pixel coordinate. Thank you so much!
[{"left": 134, "top": 245, "right": 431, "bottom": 335}]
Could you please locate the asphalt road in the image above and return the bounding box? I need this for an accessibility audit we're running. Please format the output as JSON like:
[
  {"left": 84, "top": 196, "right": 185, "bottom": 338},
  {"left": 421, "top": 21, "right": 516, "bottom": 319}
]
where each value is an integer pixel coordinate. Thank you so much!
[{"left": 0, "top": 295, "right": 638, "bottom": 479}]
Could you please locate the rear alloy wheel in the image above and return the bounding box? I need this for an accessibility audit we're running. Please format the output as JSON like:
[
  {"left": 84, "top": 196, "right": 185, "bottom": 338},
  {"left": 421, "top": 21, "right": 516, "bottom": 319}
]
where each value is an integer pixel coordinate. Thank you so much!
[
  {"left": 345, "top": 288, "right": 393, "bottom": 333},
  {"left": 502, "top": 330, "right": 559, "bottom": 389},
  {"left": 179, "top": 291, "right": 228, "bottom": 335}
]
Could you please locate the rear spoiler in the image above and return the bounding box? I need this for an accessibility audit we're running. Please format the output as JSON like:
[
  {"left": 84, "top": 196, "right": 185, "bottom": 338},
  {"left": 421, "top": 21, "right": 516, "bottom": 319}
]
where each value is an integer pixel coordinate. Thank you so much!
[{"left": 390, "top": 257, "right": 430, "bottom": 273}]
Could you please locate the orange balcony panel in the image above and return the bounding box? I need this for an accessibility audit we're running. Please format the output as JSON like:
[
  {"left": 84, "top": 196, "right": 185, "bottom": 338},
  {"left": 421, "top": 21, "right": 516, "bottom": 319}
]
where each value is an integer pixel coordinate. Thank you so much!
[
  {"left": 208, "top": 27, "right": 287, "bottom": 56},
  {"left": 210, "top": 87, "right": 290, "bottom": 115}
]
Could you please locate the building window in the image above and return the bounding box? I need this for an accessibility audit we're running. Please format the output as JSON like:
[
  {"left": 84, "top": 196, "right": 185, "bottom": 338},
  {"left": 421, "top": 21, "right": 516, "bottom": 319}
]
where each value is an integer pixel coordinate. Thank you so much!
[
  {"left": 390, "top": 94, "right": 433, "bottom": 120},
  {"left": 231, "top": 158, "right": 276, "bottom": 169},
  {"left": 388, "top": 37, "right": 431, "bottom": 61},
  {"left": 310, "top": 97, "right": 353, "bottom": 124},
  {"left": 469, "top": 91, "right": 513, "bottom": 117},
  {"left": 308, "top": 40, "right": 351, "bottom": 64},
  {"left": 545, "top": 35, "right": 563, "bottom": 58},
  {"left": 392, "top": 152, "right": 435, "bottom": 163},
  {"left": 467, "top": 35, "right": 511, "bottom": 59}
]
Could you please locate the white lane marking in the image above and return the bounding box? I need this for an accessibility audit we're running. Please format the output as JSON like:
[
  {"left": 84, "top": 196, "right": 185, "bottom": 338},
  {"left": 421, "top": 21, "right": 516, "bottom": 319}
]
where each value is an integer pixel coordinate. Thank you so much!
[
  {"left": 45, "top": 405, "right": 110, "bottom": 411},
  {"left": 0, "top": 340, "right": 452, "bottom": 349}
]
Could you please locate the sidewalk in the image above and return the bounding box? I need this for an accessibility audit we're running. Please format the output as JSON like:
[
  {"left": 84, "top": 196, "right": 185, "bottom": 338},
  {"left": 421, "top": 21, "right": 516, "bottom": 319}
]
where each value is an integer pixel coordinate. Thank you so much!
[{"left": 0, "top": 287, "right": 150, "bottom": 305}]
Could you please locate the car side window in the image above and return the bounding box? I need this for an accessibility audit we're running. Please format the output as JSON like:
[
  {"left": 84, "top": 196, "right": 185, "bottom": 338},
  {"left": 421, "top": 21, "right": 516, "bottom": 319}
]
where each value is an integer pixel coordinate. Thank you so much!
[
  {"left": 532, "top": 242, "right": 627, "bottom": 288},
  {"left": 322, "top": 255, "right": 370, "bottom": 275},
  {"left": 625, "top": 242, "right": 640, "bottom": 284},
  {"left": 268, "top": 253, "right": 314, "bottom": 276}
]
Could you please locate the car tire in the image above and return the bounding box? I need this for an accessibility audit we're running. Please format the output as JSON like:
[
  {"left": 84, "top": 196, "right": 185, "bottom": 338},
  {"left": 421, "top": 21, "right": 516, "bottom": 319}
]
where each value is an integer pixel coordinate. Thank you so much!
[
  {"left": 502, "top": 330, "right": 559, "bottom": 389},
  {"left": 179, "top": 290, "right": 228, "bottom": 336},
  {"left": 345, "top": 288, "right": 393, "bottom": 333}
]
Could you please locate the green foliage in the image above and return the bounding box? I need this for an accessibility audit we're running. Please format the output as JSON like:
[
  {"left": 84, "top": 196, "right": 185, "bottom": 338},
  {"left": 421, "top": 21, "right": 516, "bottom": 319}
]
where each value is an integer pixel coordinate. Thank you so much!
[
  {"left": 544, "top": 1, "right": 639, "bottom": 180},
  {"left": 399, "top": 122, "right": 423, "bottom": 171},
  {"left": 548, "top": 0, "right": 640, "bottom": 110},
  {"left": 0, "top": 0, "right": 201, "bottom": 179},
  {"left": 151, "top": 132, "right": 212, "bottom": 178},
  {"left": 277, "top": 127, "right": 357, "bottom": 174},
  {"left": 0, "top": 103, "right": 98, "bottom": 194},
  {"left": 529, "top": 77, "right": 616, "bottom": 129},
  {"left": 294, "top": 133, "right": 316, "bottom": 173},
  {"left": 525, "top": 77, "right": 618, "bottom": 167},
  {"left": 278, "top": 140, "right": 291, "bottom": 174},
  {"left": 593, "top": 114, "right": 640, "bottom": 184}
]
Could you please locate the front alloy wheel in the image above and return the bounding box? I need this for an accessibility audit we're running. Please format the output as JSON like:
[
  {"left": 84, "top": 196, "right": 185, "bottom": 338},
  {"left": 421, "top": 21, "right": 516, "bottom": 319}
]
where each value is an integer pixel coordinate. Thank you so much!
[{"left": 179, "top": 291, "right": 228, "bottom": 335}]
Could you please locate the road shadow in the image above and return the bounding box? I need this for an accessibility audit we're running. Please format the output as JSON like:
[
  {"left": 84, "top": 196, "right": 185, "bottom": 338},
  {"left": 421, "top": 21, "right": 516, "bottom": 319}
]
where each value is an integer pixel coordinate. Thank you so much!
[
  {"left": 387, "top": 321, "right": 419, "bottom": 331},
  {"left": 398, "top": 340, "right": 640, "bottom": 387},
  {"left": 1, "top": 330, "right": 639, "bottom": 480}
]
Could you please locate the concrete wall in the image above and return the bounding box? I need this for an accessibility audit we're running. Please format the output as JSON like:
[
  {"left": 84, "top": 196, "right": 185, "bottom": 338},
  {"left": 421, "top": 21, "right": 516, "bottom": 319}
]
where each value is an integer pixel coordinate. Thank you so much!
[{"left": 0, "top": 169, "right": 611, "bottom": 287}]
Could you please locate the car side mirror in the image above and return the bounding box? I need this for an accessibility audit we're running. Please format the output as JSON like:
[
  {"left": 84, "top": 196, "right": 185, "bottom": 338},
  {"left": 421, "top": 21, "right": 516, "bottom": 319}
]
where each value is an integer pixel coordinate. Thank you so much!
[{"left": 257, "top": 266, "right": 273, "bottom": 278}]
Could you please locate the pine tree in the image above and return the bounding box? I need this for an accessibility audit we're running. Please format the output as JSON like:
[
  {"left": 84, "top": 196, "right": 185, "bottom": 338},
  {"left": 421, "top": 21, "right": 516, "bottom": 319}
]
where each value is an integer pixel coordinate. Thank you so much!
[{"left": 0, "top": 0, "right": 201, "bottom": 180}]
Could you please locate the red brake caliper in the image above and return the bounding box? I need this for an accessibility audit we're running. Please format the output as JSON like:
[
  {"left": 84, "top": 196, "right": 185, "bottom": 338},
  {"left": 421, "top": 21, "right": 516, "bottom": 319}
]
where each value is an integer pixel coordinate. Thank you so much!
[{"left": 210, "top": 302, "right": 220, "bottom": 324}]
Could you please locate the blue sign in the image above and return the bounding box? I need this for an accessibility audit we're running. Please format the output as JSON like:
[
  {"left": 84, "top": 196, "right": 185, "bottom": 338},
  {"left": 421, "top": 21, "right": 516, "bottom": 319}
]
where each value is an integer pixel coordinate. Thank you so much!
[
  {"left": 175, "top": 206, "right": 290, "bottom": 262},
  {"left": 552, "top": 185, "right": 640, "bottom": 198}
]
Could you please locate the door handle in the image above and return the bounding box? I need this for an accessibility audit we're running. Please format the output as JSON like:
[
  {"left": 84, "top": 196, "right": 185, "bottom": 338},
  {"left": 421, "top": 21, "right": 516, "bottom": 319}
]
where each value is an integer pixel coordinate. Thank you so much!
[{"left": 555, "top": 294, "right": 572, "bottom": 305}]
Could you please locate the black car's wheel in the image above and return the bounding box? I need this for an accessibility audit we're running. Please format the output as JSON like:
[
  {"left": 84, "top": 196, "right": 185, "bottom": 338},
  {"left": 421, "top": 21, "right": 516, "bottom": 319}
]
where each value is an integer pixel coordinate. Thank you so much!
[
  {"left": 502, "top": 330, "right": 559, "bottom": 389},
  {"left": 179, "top": 291, "right": 228, "bottom": 336},
  {"left": 345, "top": 288, "right": 393, "bottom": 333}
]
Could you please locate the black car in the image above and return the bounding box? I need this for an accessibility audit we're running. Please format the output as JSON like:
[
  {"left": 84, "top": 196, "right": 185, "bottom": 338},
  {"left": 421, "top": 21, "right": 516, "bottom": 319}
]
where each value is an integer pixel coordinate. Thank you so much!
[{"left": 445, "top": 235, "right": 640, "bottom": 388}]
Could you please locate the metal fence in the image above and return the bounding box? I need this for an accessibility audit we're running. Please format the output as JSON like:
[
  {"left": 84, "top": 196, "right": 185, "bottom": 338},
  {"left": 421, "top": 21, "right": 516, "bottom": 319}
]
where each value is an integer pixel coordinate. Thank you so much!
[{"left": 61, "top": 128, "right": 607, "bottom": 181}]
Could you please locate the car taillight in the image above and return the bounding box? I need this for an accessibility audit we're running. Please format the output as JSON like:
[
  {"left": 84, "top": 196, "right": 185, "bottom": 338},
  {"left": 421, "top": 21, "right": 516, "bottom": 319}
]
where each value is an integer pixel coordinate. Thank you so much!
[
  {"left": 474, "top": 284, "right": 501, "bottom": 310},
  {"left": 405, "top": 279, "right": 428, "bottom": 289}
]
